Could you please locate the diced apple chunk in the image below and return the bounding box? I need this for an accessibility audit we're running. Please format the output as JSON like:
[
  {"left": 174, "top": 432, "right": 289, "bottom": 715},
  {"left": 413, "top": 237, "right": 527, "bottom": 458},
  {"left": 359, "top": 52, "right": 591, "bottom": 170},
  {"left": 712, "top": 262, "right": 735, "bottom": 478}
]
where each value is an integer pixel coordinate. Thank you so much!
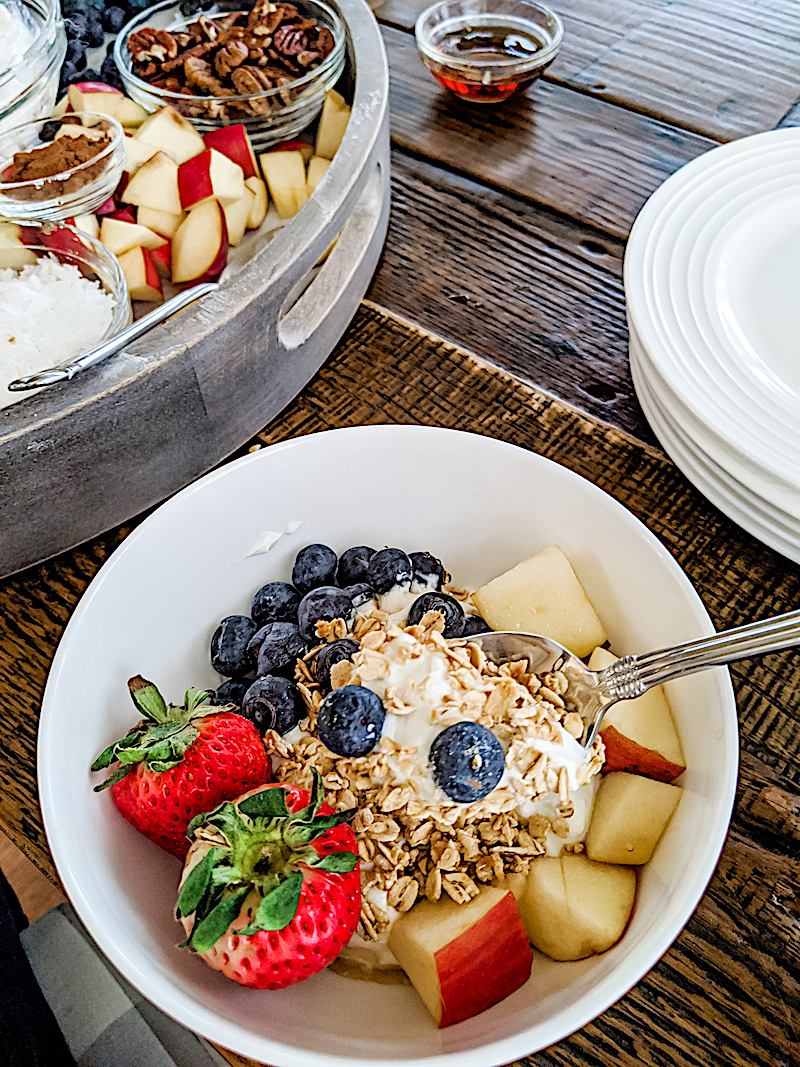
[
  {"left": 171, "top": 199, "right": 228, "bottom": 285},
  {"left": 122, "top": 151, "right": 182, "bottom": 215},
  {"left": 136, "top": 205, "right": 184, "bottom": 240},
  {"left": 123, "top": 136, "right": 159, "bottom": 174},
  {"left": 585, "top": 771, "right": 682, "bottom": 865},
  {"left": 588, "top": 647, "right": 686, "bottom": 782},
  {"left": 259, "top": 150, "right": 307, "bottom": 219},
  {"left": 387, "top": 886, "right": 532, "bottom": 1028},
  {"left": 99, "top": 217, "right": 165, "bottom": 255},
  {"left": 306, "top": 155, "right": 330, "bottom": 194},
  {"left": 134, "top": 105, "right": 205, "bottom": 164},
  {"left": 117, "top": 245, "right": 163, "bottom": 301},
  {"left": 520, "top": 853, "right": 636, "bottom": 961},
  {"left": 72, "top": 213, "right": 99, "bottom": 239},
  {"left": 315, "top": 90, "right": 350, "bottom": 159},
  {"left": 203, "top": 124, "right": 258, "bottom": 178},
  {"left": 244, "top": 176, "right": 268, "bottom": 228},
  {"left": 0, "top": 222, "right": 36, "bottom": 267},
  {"left": 472, "top": 545, "right": 607, "bottom": 657},
  {"left": 222, "top": 186, "right": 255, "bottom": 247},
  {"left": 178, "top": 148, "right": 245, "bottom": 210}
]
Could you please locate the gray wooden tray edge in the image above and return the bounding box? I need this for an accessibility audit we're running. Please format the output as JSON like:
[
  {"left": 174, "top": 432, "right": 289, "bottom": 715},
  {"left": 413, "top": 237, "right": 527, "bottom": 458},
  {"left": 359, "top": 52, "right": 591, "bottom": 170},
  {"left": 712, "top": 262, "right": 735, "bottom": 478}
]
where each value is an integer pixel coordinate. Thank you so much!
[{"left": 0, "top": 0, "right": 390, "bottom": 578}]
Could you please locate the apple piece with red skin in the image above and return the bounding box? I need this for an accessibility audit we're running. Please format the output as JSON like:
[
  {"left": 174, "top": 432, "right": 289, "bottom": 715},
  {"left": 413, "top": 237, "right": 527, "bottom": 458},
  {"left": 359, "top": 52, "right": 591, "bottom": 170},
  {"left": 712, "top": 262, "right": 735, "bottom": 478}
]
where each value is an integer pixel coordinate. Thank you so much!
[
  {"left": 71, "top": 82, "right": 123, "bottom": 95},
  {"left": 150, "top": 241, "right": 171, "bottom": 278},
  {"left": 134, "top": 106, "right": 205, "bottom": 165},
  {"left": 99, "top": 217, "right": 166, "bottom": 255},
  {"left": 104, "top": 207, "right": 136, "bottom": 225},
  {"left": 387, "top": 886, "right": 532, "bottom": 1027},
  {"left": 67, "top": 84, "right": 148, "bottom": 126},
  {"left": 244, "top": 176, "right": 267, "bottom": 228},
  {"left": 588, "top": 646, "right": 685, "bottom": 783},
  {"left": 117, "top": 245, "right": 163, "bottom": 302},
  {"left": 95, "top": 196, "right": 117, "bottom": 216},
  {"left": 203, "top": 125, "right": 258, "bottom": 179},
  {"left": 122, "top": 152, "right": 182, "bottom": 215},
  {"left": 0, "top": 223, "right": 37, "bottom": 267},
  {"left": 178, "top": 149, "right": 245, "bottom": 210},
  {"left": 266, "top": 138, "right": 314, "bottom": 165},
  {"left": 171, "top": 198, "right": 228, "bottom": 285}
]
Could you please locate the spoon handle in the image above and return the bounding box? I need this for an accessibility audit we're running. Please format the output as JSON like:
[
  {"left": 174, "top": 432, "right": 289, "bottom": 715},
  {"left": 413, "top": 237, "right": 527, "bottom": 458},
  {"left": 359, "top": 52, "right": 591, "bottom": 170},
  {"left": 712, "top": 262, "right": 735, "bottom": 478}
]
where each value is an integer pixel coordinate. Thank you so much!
[{"left": 598, "top": 607, "right": 800, "bottom": 700}]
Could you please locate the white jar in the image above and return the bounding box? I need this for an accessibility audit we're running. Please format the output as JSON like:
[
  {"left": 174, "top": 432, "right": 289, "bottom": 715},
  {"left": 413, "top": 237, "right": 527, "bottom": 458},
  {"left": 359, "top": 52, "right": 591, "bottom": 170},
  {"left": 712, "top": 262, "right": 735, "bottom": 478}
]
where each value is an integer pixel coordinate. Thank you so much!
[{"left": 0, "top": 0, "right": 67, "bottom": 137}]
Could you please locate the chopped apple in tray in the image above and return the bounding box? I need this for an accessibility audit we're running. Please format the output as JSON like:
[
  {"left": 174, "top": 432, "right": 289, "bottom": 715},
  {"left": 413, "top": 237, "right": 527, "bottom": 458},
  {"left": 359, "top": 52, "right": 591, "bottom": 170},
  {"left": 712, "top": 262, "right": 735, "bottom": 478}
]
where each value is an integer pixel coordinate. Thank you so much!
[
  {"left": 133, "top": 105, "right": 205, "bottom": 164},
  {"left": 178, "top": 148, "right": 245, "bottom": 210},
  {"left": 588, "top": 646, "right": 686, "bottom": 781},
  {"left": 259, "top": 150, "right": 308, "bottom": 219},
  {"left": 122, "top": 152, "right": 182, "bottom": 216},
  {"left": 472, "top": 544, "right": 607, "bottom": 657},
  {"left": 171, "top": 199, "right": 228, "bottom": 285},
  {"left": 117, "top": 245, "right": 163, "bottom": 302},
  {"left": 388, "top": 886, "right": 532, "bottom": 1027}
]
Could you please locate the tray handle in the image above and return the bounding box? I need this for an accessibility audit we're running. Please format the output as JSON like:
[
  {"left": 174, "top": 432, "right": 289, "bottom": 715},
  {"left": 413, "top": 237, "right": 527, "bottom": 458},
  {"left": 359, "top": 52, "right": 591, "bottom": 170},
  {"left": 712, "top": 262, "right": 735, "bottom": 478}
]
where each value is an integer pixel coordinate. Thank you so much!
[{"left": 277, "top": 157, "right": 385, "bottom": 351}]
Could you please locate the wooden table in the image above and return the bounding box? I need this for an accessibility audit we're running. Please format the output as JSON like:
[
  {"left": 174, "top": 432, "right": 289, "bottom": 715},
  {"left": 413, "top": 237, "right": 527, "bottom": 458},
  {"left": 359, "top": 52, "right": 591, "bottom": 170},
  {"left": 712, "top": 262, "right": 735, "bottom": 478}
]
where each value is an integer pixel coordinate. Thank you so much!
[{"left": 1, "top": 2, "right": 799, "bottom": 1065}]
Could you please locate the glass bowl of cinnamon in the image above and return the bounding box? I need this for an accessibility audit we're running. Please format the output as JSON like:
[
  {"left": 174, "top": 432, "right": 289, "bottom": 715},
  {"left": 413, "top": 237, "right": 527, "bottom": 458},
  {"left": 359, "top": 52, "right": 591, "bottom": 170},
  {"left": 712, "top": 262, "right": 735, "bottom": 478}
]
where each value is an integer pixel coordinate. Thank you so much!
[
  {"left": 113, "top": 0, "right": 346, "bottom": 151},
  {"left": 0, "top": 113, "right": 125, "bottom": 222}
]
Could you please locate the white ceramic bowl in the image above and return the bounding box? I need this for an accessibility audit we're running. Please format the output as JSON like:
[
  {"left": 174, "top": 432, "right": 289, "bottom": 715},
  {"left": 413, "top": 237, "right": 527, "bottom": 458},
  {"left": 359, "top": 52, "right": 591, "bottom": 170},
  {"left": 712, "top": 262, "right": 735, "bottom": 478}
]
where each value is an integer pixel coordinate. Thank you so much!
[{"left": 38, "top": 425, "right": 738, "bottom": 1066}]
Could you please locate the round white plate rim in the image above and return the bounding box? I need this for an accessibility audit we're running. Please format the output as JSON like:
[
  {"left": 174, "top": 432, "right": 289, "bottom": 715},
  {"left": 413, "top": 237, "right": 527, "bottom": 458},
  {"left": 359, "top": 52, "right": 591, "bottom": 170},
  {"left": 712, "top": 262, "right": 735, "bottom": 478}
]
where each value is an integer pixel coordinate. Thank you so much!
[
  {"left": 625, "top": 129, "right": 800, "bottom": 481},
  {"left": 38, "top": 424, "right": 740, "bottom": 1067},
  {"left": 635, "top": 142, "right": 800, "bottom": 475},
  {"left": 630, "top": 335, "right": 800, "bottom": 552},
  {"left": 628, "top": 314, "right": 800, "bottom": 521}
]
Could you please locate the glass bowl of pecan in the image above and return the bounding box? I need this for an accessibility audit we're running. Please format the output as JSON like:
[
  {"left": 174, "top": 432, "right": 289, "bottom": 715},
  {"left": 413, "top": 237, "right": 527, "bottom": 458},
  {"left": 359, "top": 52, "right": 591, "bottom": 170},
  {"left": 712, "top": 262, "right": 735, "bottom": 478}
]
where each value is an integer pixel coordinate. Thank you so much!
[
  {"left": 113, "top": 0, "right": 346, "bottom": 151},
  {"left": 0, "top": 113, "right": 126, "bottom": 221}
]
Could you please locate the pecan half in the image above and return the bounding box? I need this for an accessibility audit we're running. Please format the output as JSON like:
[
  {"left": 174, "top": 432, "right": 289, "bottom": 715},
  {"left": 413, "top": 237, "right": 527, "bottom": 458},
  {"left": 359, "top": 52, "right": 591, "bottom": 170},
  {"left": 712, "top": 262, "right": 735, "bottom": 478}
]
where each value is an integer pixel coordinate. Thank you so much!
[
  {"left": 215, "top": 38, "right": 249, "bottom": 77},
  {"left": 128, "top": 28, "right": 179, "bottom": 62},
  {"left": 184, "top": 56, "right": 228, "bottom": 95}
]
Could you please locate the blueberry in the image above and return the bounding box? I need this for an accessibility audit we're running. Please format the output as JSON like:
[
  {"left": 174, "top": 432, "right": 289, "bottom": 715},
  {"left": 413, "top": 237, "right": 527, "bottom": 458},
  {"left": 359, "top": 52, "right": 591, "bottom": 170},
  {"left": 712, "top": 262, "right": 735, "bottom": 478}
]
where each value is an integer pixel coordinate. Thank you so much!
[
  {"left": 409, "top": 551, "right": 447, "bottom": 590},
  {"left": 317, "top": 685, "right": 385, "bottom": 756},
  {"left": 249, "top": 621, "right": 306, "bottom": 676},
  {"left": 211, "top": 615, "right": 258, "bottom": 677},
  {"left": 179, "top": 0, "right": 203, "bottom": 14},
  {"left": 429, "top": 722, "right": 505, "bottom": 802},
  {"left": 64, "top": 14, "right": 88, "bottom": 39},
  {"left": 85, "top": 17, "right": 105, "bottom": 46},
  {"left": 101, "top": 5, "right": 127, "bottom": 32},
  {"left": 292, "top": 543, "right": 338, "bottom": 594},
  {"left": 297, "top": 586, "right": 355, "bottom": 642},
  {"left": 211, "top": 677, "right": 249, "bottom": 709},
  {"left": 100, "top": 56, "right": 125, "bottom": 90},
  {"left": 66, "top": 37, "right": 87, "bottom": 64},
  {"left": 251, "top": 581, "right": 301, "bottom": 626},
  {"left": 81, "top": 67, "right": 101, "bottom": 82},
  {"left": 59, "top": 59, "right": 85, "bottom": 89},
  {"left": 338, "top": 545, "right": 374, "bottom": 586},
  {"left": 462, "top": 615, "right": 492, "bottom": 636},
  {"left": 315, "top": 638, "right": 359, "bottom": 690},
  {"left": 241, "top": 675, "right": 304, "bottom": 736},
  {"left": 406, "top": 592, "right": 465, "bottom": 637},
  {"left": 344, "top": 582, "right": 373, "bottom": 608},
  {"left": 367, "top": 548, "right": 413, "bottom": 595}
]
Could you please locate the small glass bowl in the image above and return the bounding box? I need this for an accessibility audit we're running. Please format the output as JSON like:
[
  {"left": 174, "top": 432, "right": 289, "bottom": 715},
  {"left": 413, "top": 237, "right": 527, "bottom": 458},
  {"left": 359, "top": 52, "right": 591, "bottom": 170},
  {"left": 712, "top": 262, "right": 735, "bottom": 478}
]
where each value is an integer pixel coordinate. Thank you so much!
[
  {"left": 0, "top": 0, "right": 67, "bottom": 137},
  {"left": 0, "top": 114, "right": 125, "bottom": 221},
  {"left": 415, "top": 0, "right": 563, "bottom": 103},
  {"left": 114, "top": 0, "right": 346, "bottom": 151},
  {"left": 0, "top": 220, "right": 131, "bottom": 392}
]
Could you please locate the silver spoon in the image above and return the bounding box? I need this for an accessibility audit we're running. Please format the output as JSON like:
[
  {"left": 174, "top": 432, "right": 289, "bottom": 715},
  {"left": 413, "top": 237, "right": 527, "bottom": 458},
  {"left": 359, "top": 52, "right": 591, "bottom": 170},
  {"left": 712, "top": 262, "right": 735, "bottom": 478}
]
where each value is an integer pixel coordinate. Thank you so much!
[{"left": 466, "top": 608, "right": 800, "bottom": 748}]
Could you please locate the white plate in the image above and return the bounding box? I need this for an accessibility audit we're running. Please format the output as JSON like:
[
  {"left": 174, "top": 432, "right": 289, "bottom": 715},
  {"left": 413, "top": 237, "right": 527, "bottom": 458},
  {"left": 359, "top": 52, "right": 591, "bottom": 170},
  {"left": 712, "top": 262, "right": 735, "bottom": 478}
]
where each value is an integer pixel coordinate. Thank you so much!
[
  {"left": 625, "top": 128, "right": 800, "bottom": 486},
  {"left": 38, "top": 425, "right": 738, "bottom": 1067},
  {"left": 630, "top": 333, "right": 800, "bottom": 562}
]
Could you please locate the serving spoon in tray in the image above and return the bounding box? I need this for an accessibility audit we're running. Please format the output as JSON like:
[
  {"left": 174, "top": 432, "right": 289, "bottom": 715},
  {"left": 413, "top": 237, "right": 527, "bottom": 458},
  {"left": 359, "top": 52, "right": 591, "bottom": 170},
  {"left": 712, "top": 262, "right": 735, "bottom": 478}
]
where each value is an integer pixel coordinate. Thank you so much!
[{"left": 467, "top": 607, "right": 800, "bottom": 748}]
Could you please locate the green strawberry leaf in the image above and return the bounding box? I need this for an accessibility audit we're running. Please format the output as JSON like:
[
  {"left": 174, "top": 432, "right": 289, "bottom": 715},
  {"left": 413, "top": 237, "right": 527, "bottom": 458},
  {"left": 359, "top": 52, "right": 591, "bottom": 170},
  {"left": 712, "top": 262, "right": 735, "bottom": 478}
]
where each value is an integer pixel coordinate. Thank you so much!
[
  {"left": 176, "top": 847, "right": 224, "bottom": 918},
  {"left": 190, "top": 886, "right": 250, "bottom": 953},
  {"left": 186, "top": 799, "right": 247, "bottom": 843},
  {"left": 238, "top": 788, "right": 288, "bottom": 821},
  {"left": 242, "top": 870, "right": 303, "bottom": 934},
  {"left": 184, "top": 687, "right": 213, "bottom": 715},
  {"left": 90, "top": 741, "right": 120, "bottom": 772},
  {"left": 92, "top": 764, "right": 134, "bottom": 792},
  {"left": 284, "top": 808, "right": 357, "bottom": 847},
  {"left": 305, "top": 851, "right": 358, "bottom": 873},
  {"left": 128, "top": 676, "right": 168, "bottom": 723}
]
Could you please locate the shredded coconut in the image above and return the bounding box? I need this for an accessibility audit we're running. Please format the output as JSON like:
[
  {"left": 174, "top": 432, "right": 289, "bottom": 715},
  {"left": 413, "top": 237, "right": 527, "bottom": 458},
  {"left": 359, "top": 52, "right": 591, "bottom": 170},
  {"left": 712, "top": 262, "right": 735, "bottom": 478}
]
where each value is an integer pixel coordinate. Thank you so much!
[{"left": 0, "top": 257, "right": 115, "bottom": 406}]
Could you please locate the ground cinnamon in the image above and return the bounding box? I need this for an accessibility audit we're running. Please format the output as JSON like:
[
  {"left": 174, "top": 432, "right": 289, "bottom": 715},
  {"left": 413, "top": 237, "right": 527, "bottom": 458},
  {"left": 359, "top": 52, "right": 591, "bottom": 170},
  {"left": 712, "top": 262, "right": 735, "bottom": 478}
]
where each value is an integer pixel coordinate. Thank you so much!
[{"left": 1, "top": 133, "right": 108, "bottom": 201}]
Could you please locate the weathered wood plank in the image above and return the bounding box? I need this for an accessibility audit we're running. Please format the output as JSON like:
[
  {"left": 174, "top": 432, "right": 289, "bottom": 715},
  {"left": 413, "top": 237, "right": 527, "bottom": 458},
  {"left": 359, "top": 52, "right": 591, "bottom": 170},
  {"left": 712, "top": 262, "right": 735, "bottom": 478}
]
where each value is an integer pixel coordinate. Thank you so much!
[
  {"left": 374, "top": 0, "right": 800, "bottom": 140},
  {"left": 383, "top": 26, "right": 716, "bottom": 239},
  {"left": 1, "top": 307, "right": 798, "bottom": 1067},
  {"left": 368, "top": 150, "right": 651, "bottom": 438}
]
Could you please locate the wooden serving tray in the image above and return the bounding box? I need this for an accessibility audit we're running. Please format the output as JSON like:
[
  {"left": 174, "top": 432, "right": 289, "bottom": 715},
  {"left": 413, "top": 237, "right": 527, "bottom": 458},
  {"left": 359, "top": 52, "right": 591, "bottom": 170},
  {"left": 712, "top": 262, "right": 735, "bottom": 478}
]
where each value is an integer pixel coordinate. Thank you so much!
[{"left": 0, "top": 0, "right": 390, "bottom": 579}]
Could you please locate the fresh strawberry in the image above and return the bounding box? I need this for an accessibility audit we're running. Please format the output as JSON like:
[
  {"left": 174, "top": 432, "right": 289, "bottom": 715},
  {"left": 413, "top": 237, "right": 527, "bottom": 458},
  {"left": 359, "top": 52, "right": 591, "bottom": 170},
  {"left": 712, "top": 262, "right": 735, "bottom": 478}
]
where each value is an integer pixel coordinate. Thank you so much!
[
  {"left": 91, "top": 676, "right": 273, "bottom": 859},
  {"left": 175, "top": 772, "right": 360, "bottom": 988}
]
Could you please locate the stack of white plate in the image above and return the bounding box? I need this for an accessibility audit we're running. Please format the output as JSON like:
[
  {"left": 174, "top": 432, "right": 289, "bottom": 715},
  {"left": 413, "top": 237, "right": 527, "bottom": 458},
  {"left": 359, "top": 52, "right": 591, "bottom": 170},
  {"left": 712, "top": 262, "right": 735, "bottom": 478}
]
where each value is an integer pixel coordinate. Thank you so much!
[{"left": 624, "top": 127, "right": 800, "bottom": 564}]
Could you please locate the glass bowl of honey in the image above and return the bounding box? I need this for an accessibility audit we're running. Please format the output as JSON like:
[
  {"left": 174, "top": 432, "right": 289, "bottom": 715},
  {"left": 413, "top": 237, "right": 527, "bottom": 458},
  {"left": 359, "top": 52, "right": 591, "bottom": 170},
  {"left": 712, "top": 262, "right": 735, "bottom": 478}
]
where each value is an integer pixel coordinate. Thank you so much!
[{"left": 415, "top": 0, "right": 563, "bottom": 103}]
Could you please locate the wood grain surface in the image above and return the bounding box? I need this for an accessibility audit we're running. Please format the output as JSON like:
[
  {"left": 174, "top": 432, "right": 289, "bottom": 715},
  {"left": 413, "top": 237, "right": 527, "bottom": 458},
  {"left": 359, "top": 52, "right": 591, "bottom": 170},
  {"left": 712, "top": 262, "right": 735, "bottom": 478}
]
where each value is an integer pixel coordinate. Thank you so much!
[
  {"left": 375, "top": 0, "right": 800, "bottom": 139},
  {"left": 1, "top": 306, "right": 798, "bottom": 1067}
]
